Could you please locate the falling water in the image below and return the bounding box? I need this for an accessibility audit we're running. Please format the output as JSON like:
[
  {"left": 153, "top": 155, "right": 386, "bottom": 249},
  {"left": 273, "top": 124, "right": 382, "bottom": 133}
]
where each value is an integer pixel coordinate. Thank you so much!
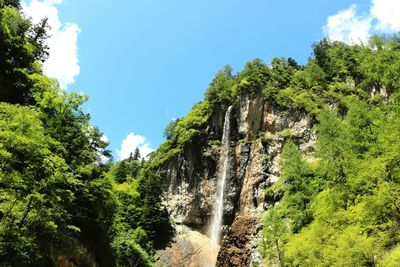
[{"left": 210, "top": 105, "right": 233, "bottom": 244}]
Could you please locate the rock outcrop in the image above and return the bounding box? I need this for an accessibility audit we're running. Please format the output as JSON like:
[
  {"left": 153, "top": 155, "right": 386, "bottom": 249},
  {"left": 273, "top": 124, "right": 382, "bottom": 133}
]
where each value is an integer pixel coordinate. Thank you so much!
[
  {"left": 158, "top": 225, "right": 220, "bottom": 267},
  {"left": 159, "top": 90, "right": 316, "bottom": 266},
  {"left": 216, "top": 215, "right": 257, "bottom": 267}
]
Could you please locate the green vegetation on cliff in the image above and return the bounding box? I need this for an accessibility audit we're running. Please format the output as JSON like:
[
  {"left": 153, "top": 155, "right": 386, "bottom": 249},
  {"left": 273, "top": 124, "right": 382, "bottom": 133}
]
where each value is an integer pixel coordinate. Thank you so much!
[
  {"left": 2, "top": 1, "right": 400, "bottom": 266},
  {"left": 259, "top": 38, "right": 400, "bottom": 266},
  {"left": 150, "top": 32, "right": 400, "bottom": 266}
]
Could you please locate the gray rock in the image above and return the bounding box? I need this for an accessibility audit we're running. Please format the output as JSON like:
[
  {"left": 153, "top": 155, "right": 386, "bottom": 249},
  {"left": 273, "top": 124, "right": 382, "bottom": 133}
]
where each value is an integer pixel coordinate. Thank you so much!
[{"left": 159, "top": 90, "right": 317, "bottom": 265}]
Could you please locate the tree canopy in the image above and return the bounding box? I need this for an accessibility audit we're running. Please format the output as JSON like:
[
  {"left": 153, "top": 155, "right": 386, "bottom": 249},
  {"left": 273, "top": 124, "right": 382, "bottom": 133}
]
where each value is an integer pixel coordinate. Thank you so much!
[
  {"left": 0, "top": 3, "right": 172, "bottom": 266},
  {"left": 2, "top": 2, "right": 400, "bottom": 265}
]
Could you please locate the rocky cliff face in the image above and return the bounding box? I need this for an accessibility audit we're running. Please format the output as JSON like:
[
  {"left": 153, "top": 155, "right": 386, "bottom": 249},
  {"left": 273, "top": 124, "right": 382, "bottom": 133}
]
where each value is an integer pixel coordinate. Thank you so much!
[{"left": 159, "top": 91, "right": 316, "bottom": 266}]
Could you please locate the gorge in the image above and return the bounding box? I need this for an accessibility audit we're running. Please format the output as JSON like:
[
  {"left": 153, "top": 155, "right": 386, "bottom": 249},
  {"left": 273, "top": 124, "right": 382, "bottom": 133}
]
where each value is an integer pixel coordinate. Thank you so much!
[{"left": 2, "top": 4, "right": 400, "bottom": 264}]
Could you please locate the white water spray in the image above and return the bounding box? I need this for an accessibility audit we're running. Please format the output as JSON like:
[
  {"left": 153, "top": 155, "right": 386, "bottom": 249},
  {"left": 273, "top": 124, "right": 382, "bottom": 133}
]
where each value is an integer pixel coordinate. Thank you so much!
[{"left": 210, "top": 105, "right": 233, "bottom": 244}]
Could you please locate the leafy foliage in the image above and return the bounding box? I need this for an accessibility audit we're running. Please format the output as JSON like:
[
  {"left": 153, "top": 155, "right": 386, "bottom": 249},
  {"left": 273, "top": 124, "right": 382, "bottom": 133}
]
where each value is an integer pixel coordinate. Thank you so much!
[
  {"left": 262, "top": 97, "right": 400, "bottom": 265},
  {"left": 0, "top": 3, "right": 173, "bottom": 266},
  {"left": 3, "top": 3, "right": 400, "bottom": 265},
  {"left": 108, "top": 158, "right": 174, "bottom": 265},
  {"left": 0, "top": 2, "right": 48, "bottom": 104},
  {"left": 257, "top": 36, "right": 400, "bottom": 266},
  {"left": 0, "top": 103, "right": 77, "bottom": 265}
]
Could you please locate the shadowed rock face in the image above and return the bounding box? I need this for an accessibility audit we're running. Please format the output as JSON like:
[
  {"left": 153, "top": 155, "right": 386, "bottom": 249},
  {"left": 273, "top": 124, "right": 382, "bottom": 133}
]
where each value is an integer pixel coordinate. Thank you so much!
[
  {"left": 56, "top": 244, "right": 98, "bottom": 267},
  {"left": 159, "top": 90, "right": 316, "bottom": 266},
  {"left": 216, "top": 215, "right": 257, "bottom": 267}
]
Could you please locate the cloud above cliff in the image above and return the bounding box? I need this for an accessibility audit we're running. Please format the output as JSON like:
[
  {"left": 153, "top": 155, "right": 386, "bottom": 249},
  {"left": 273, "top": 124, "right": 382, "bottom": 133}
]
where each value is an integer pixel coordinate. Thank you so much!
[
  {"left": 22, "top": 0, "right": 80, "bottom": 88},
  {"left": 324, "top": 0, "right": 400, "bottom": 44},
  {"left": 117, "top": 132, "right": 154, "bottom": 161}
]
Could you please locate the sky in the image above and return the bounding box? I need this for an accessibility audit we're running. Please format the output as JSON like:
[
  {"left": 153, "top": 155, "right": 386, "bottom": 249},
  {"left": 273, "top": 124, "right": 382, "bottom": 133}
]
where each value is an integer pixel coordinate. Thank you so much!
[{"left": 21, "top": 0, "right": 400, "bottom": 161}]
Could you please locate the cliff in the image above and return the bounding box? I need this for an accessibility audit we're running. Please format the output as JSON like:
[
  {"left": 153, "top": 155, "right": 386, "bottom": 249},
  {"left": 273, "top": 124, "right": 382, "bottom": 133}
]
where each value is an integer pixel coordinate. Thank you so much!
[
  {"left": 157, "top": 89, "right": 316, "bottom": 266},
  {"left": 151, "top": 37, "right": 400, "bottom": 266}
]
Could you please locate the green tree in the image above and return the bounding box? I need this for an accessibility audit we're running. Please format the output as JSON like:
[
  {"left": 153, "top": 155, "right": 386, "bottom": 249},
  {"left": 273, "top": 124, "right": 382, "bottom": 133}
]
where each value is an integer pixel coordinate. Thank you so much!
[
  {"left": 380, "top": 245, "right": 400, "bottom": 267},
  {"left": 133, "top": 147, "right": 141, "bottom": 161},
  {"left": 163, "top": 119, "right": 179, "bottom": 140},
  {"left": 0, "top": 103, "right": 78, "bottom": 265},
  {"left": 204, "top": 65, "right": 235, "bottom": 107},
  {"left": 260, "top": 208, "right": 288, "bottom": 267},
  {"left": 0, "top": 2, "right": 48, "bottom": 104},
  {"left": 135, "top": 171, "right": 174, "bottom": 248}
]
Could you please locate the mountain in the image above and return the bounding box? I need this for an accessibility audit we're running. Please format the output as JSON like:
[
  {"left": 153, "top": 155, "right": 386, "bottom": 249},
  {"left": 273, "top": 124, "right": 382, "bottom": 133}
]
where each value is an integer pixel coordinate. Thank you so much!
[
  {"left": 2, "top": 2, "right": 400, "bottom": 266},
  {"left": 152, "top": 37, "right": 400, "bottom": 266}
]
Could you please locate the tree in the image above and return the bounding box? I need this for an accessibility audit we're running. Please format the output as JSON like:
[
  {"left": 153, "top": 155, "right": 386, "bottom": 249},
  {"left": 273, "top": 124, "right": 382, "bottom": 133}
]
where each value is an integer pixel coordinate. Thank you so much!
[
  {"left": 315, "top": 108, "right": 349, "bottom": 184},
  {"left": 2, "top": 0, "right": 20, "bottom": 8},
  {"left": 380, "top": 245, "right": 400, "bottom": 267},
  {"left": 163, "top": 119, "right": 179, "bottom": 140},
  {"left": 204, "top": 67, "right": 235, "bottom": 108},
  {"left": 0, "top": 103, "right": 78, "bottom": 265},
  {"left": 0, "top": 3, "right": 49, "bottom": 104},
  {"left": 260, "top": 209, "right": 288, "bottom": 267},
  {"left": 135, "top": 171, "right": 174, "bottom": 248},
  {"left": 133, "top": 147, "right": 141, "bottom": 161}
]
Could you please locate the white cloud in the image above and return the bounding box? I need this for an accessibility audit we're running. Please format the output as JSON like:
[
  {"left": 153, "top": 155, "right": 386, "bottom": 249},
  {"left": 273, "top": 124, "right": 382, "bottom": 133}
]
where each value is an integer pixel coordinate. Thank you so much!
[
  {"left": 98, "top": 134, "right": 110, "bottom": 163},
  {"left": 22, "top": 0, "right": 80, "bottom": 88},
  {"left": 100, "top": 134, "right": 109, "bottom": 144},
  {"left": 371, "top": 0, "right": 400, "bottom": 32},
  {"left": 324, "top": 0, "right": 400, "bottom": 45},
  {"left": 324, "top": 4, "right": 372, "bottom": 44},
  {"left": 117, "top": 133, "right": 154, "bottom": 161}
]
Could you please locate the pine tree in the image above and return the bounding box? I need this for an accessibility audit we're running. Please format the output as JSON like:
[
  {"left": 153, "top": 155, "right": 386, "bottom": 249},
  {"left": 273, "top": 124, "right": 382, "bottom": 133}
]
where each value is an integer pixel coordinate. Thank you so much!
[{"left": 133, "top": 147, "right": 141, "bottom": 160}]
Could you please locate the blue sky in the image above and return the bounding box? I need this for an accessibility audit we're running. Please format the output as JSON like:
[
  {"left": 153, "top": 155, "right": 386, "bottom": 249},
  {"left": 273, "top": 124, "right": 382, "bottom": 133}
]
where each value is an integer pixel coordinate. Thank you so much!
[{"left": 22, "top": 0, "right": 400, "bottom": 160}]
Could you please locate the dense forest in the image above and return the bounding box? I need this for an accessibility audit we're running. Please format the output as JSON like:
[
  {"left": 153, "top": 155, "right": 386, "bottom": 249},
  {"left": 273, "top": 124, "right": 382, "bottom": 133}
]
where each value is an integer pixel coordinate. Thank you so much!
[
  {"left": 0, "top": 1, "right": 171, "bottom": 266},
  {"left": 2, "top": 1, "right": 400, "bottom": 266}
]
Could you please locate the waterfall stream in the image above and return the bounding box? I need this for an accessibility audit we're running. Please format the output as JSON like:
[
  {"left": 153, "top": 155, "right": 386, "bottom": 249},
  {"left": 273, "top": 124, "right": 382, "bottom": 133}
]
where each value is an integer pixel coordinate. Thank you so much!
[{"left": 210, "top": 105, "right": 233, "bottom": 244}]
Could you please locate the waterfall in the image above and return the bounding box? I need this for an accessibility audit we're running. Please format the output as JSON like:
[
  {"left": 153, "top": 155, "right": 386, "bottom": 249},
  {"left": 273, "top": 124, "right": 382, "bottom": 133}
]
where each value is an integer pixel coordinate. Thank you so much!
[{"left": 210, "top": 105, "right": 233, "bottom": 244}]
